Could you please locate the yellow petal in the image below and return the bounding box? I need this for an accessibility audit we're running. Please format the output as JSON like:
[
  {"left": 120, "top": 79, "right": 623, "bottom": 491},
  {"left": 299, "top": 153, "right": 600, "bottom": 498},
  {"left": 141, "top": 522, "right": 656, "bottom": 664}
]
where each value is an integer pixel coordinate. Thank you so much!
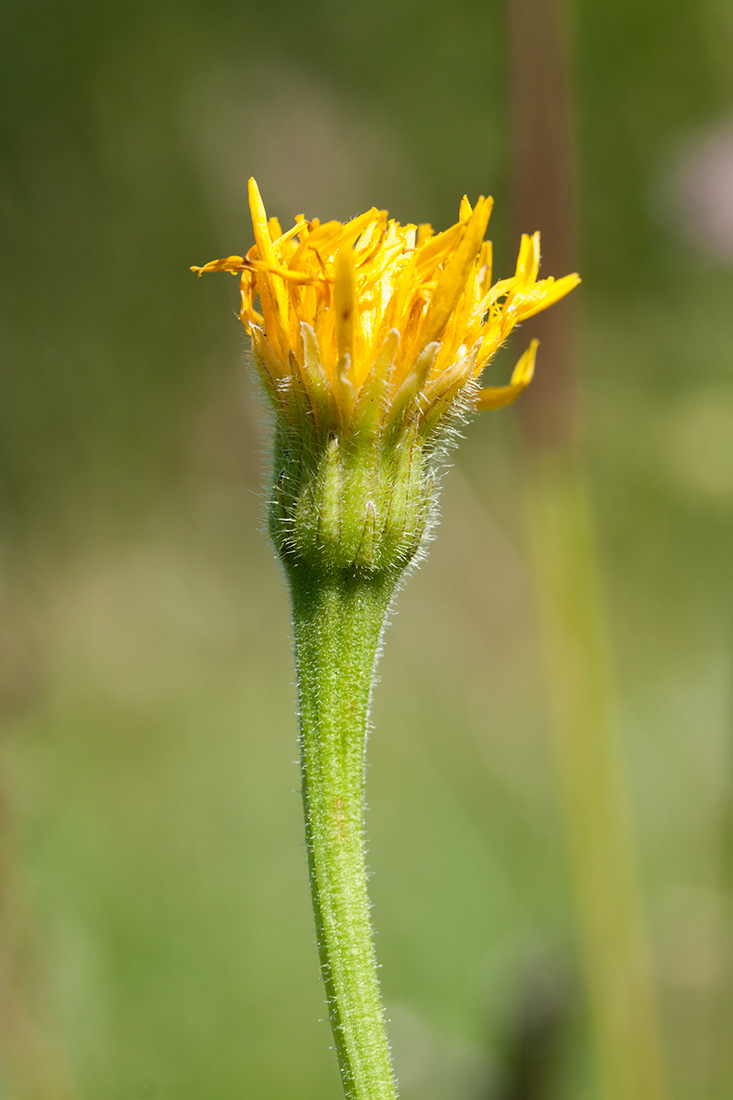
[
  {"left": 478, "top": 240, "right": 493, "bottom": 294},
  {"left": 416, "top": 223, "right": 434, "bottom": 247},
  {"left": 476, "top": 339, "right": 538, "bottom": 410},
  {"left": 338, "top": 208, "right": 387, "bottom": 248},
  {"left": 271, "top": 218, "right": 305, "bottom": 250},
  {"left": 248, "top": 178, "right": 289, "bottom": 314},
  {"left": 191, "top": 255, "right": 247, "bottom": 275},
  {"left": 247, "top": 258, "right": 325, "bottom": 285},
  {"left": 333, "top": 246, "right": 358, "bottom": 363},
  {"left": 247, "top": 177, "right": 294, "bottom": 359},
  {"left": 414, "top": 220, "right": 466, "bottom": 278},
  {"left": 419, "top": 196, "right": 493, "bottom": 348},
  {"left": 248, "top": 179, "right": 276, "bottom": 265},
  {"left": 514, "top": 232, "right": 540, "bottom": 285},
  {"left": 515, "top": 273, "right": 581, "bottom": 321}
]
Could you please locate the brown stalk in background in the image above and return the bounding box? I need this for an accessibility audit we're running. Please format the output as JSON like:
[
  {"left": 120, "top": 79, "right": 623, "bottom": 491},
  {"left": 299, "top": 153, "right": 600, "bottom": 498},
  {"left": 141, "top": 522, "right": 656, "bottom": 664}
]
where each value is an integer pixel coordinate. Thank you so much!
[{"left": 508, "top": 2, "right": 669, "bottom": 1099}]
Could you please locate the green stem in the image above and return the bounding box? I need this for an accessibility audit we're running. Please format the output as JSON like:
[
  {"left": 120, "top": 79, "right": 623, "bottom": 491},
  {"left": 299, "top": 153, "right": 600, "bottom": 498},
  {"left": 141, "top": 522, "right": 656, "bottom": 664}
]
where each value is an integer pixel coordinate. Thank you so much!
[{"left": 289, "top": 566, "right": 398, "bottom": 1100}]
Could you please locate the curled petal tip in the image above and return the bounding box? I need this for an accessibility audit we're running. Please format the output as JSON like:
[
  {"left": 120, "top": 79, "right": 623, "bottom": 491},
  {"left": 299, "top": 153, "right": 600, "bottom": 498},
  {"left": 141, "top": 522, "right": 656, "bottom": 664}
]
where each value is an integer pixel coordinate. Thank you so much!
[{"left": 476, "top": 339, "right": 539, "bottom": 411}]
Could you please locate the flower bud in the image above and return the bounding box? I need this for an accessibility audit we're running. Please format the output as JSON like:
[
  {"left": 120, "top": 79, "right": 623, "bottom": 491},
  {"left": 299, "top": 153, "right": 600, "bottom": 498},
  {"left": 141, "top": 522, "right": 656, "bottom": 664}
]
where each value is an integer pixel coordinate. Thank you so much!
[{"left": 193, "top": 179, "right": 580, "bottom": 579}]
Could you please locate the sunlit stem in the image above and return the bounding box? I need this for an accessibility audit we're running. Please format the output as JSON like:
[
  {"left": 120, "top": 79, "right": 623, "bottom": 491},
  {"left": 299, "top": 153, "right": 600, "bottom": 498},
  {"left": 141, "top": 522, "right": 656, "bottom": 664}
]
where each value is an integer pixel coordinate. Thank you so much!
[{"left": 289, "top": 566, "right": 398, "bottom": 1100}]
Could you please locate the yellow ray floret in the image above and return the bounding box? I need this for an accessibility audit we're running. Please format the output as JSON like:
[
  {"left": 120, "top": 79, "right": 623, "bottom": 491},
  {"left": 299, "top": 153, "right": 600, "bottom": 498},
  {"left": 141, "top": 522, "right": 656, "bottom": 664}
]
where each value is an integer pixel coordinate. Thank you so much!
[{"left": 192, "top": 179, "right": 579, "bottom": 433}]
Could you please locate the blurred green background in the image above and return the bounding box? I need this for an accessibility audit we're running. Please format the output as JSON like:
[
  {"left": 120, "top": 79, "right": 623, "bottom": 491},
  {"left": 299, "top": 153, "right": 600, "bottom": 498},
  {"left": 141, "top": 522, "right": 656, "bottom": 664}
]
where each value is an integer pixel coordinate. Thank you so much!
[{"left": 1, "top": 0, "right": 732, "bottom": 1098}]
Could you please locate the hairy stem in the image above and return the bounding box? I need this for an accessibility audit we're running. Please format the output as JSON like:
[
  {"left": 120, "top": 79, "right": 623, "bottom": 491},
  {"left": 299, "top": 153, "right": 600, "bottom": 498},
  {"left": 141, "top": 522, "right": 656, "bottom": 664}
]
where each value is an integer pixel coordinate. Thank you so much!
[{"left": 289, "top": 567, "right": 398, "bottom": 1100}]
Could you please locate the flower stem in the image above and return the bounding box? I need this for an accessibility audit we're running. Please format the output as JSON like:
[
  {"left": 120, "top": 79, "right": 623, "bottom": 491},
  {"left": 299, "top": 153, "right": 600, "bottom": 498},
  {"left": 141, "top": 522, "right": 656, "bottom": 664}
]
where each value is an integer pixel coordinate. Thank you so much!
[{"left": 289, "top": 566, "right": 398, "bottom": 1100}]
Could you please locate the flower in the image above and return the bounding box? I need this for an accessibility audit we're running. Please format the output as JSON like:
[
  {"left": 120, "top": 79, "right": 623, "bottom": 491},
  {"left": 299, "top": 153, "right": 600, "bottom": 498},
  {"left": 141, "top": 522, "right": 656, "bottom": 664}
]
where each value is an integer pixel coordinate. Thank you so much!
[
  {"left": 192, "top": 179, "right": 579, "bottom": 441},
  {"left": 194, "top": 180, "right": 580, "bottom": 574}
]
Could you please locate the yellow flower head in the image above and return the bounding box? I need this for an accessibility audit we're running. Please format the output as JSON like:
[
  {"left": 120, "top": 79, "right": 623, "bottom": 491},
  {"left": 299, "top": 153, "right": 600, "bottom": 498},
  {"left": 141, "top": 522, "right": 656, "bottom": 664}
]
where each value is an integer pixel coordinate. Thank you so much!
[{"left": 193, "top": 178, "right": 579, "bottom": 441}]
